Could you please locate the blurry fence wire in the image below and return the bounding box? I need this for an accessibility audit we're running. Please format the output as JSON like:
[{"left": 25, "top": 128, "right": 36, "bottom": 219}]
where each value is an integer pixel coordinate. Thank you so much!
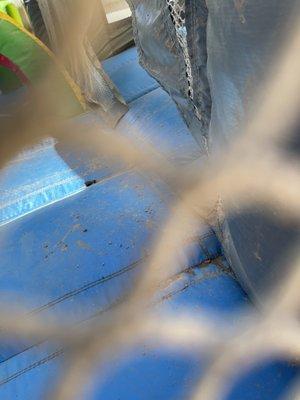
[{"left": 0, "top": 1, "right": 300, "bottom": 400}]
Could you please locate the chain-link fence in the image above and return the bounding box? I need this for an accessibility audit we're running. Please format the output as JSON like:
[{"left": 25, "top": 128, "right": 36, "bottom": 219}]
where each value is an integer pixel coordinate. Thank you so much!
[{"left": 0, "top": 1, "right": 299, "bottom": 399}]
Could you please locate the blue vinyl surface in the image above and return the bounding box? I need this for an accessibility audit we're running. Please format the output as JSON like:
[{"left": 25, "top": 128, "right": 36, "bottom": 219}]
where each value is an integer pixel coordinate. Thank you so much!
[
  {"left": 0, "top": 259, "right": 296, "bottom": 400},
  {"left": 118, "top": 88, "right": 202, "bottom": 164},
  {"left": 0, "top": 140, "right": 85, "bottom": 226},
  {"left": 0, "top": 47, "right": 298, "bottom": 399},
  {"left": 102, "top": 47, "right": 159, "bottom": 103}
]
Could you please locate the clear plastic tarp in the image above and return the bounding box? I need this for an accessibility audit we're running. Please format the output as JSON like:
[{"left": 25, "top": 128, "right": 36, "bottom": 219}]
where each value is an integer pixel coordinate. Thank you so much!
[{"left": 37, "top": 0, "right": 127, "bottom": 120}]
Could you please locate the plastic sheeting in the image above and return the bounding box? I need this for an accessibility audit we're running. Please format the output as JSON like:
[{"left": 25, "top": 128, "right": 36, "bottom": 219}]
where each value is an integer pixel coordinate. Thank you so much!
[
  {"left": 26, "top": 0, "right": 134, "bottom": 60},
  {"left": 205, "top": 0, "right": 300, "bottom": 302},
  {"left": 126, "top": 0, "right": 211, "bottom": 153},
  {"left": 36, "top": 0, "right": 128, "bottom": 124},
  {"left": 128, "top": 0, "right": 300, "bottom": 302}
]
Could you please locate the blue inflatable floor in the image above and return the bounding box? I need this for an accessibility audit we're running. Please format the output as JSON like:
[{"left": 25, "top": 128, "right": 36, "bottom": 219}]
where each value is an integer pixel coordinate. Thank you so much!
[{"left": 0, "top": 47, "right": 297, "bottom": 399}]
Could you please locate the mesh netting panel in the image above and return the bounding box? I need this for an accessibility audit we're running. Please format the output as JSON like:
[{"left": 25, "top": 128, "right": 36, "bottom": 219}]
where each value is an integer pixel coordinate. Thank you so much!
[{"left": 166, "top": 0, "right": 201, "bottom": 120}]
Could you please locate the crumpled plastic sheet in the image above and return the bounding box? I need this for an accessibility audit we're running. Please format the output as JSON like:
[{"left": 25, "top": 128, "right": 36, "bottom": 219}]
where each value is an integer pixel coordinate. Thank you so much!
[
  {"left": 128, "top": 0, "right": 300, "bottom": 301},
  {"left": 37, "top": 0, "right": 128, "bottom": 125},
  {"left": 205, "top": 0, "right": 300, "bottom": 302},
  {"left": 126, "top": 0, "right": 211, "bottom": 153}
]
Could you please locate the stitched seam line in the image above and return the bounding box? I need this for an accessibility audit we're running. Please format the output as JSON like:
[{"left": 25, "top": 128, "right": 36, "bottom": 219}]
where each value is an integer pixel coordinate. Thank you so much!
[
  {"left": 0, "top": 256, "right": 225, "bottom": 386},
  {"left": 0, "top": 350, "right": 64, "bottom": 386},
  {"left": 30, "top": 257, "right": 145, "bottom": 315}
]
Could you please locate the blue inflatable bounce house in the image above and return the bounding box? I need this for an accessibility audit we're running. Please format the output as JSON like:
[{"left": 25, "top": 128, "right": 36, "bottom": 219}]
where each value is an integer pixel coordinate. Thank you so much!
[{"left": 0, "top": 1, "right": 299, "bottom": 399}]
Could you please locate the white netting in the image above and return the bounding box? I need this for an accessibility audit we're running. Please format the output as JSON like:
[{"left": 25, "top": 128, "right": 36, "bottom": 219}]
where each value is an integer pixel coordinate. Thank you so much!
[{"left": 166, "top": 0, "right": 202, "bottom": 120}]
